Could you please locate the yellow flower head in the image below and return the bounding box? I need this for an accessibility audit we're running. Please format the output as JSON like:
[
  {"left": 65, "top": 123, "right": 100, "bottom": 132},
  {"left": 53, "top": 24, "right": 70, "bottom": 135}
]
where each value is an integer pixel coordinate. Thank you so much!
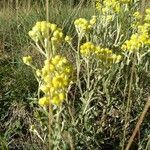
[
  {"left": 38, "top": 97, "right": 49, "bottom": 107},
  {"left": 53, "top": 30, "right": 63, "bottom": 40},
  {"left": 122, "top": 22, "right": 150, "bottom": 52},
  {"left": 80, "top": 42, "right": 95, "bottom": 57},
  {"left": 50, "top": 23, "right": 57, "bottom": 32},
  {"left": 74, "top": 18, "right": 92, "bottom": 34},
  {"left": 28, "top": 21, "right": 64, "bottom": 45},
  {"left": 39, "top": 55, "right": 72, "bottom": 107},
  {"left": 95, "top": 0, "right": 101, "bottom": 11},
  {"left": 51, "top": 55, "right": 61, "bottom": 65},
  {"left": 59, "top": 92, "right": 65, "bottom": 101},
  {"left": 145, "top": 8, "right": 150, "bottom": 22},
  {"left": 133, "top": 11, "right": 142, "bottom": 20},
  {"left": 51, "top": 95, "right": 61, "bottom": 105},
  {"left": 65, "top": 36, "right": 72, "bottom": 44},
  {"left": 23, "top": 56, "right": 32, "bottom": 66}
]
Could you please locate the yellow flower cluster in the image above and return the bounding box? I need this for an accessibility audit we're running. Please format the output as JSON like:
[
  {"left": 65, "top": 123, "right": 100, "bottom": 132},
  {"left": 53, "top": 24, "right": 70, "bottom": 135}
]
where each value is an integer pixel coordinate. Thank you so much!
[
  {"left": 95, "top": 0, "right": 101, "bottom": 11},
  {"left": 65, "top": 35, "right": 72, "bottom": 44},
  {"left": 80, "top": 42, "right": 95, "bottom": 56},
  {"left": 80, "top": 42, "right": 122, "bottom": 63},
  {"left": 28, "top": 21, "right": 63, "bottom": 43},
  {"left": 145, "top": 8, "right": 150, "bottom": 23},
  {"left": 95, "top": 0, "right": 130, "bottom": 13},
  {"left": 23, "top": 56, "right": 32, "bottom": 66},
  {"left": 95, "top": 47, "right": 122, "bottom": 63},
  {"left": 37, "top": 55, "right": 72, "bottom": 107},
  {"left": 131, "top": 11, "right": 142, "bottom": 28},
  {"left": 103, "top": 0, "right": 121, "bottom": 13},
  {"left": 120, "top": 0, "right": 130, "bottom": 3},
  {"left": 122, "top": 9, "right": 150, "bottom": 52},
  {"left": 133, "top": 11, "right": 142, "bottom": 20},
  {"left": 74, "top": 16, "right": 96, "bottom": 34}
]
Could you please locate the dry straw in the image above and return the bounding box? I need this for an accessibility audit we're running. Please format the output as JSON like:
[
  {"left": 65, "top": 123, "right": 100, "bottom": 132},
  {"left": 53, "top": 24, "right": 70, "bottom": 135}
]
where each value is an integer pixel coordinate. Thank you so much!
[{"left": 125, "top": 97, "right": 150, "bottom": 150}]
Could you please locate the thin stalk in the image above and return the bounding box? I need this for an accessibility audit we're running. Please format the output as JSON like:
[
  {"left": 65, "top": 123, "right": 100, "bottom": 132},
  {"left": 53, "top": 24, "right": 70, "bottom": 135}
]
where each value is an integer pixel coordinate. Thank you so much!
[
  {"left": 48, "top": 62, "right": 53, "bottom": 146},
  {"left": 76, "top": 36, "right": 82, "bottom": 94},
  {"left": 122, "top": 54, "right": 136, "bottom": 150},
  {"left": 86, "top": 58, "right": 90, "bottom": 90},
  {"left": 77, "top": 37, "right": 81, "bottom": 81},
  {"left": 66, "top": 89, "right": 75, "bottom": 124},
  {"left": 55, "top": 108, "right": 61, "bottom": 149},
  {"left": 82, "top": 91, "right": 94, "bottom": 115},
  {"left": 46, "top": 0, "right": 53, "bottom": 150},
  {"left": 35, "top": 43, "right": 47, "bottom": 57}
]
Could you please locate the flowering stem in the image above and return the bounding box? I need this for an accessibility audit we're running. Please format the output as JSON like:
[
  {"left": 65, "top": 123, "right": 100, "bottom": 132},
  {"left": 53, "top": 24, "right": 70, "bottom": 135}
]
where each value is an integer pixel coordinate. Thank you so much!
[
  {"left": 45, "top": 38, "right": 51, "bottom": 59},
  {"left": 69, "top": 43, "right": 77, "bottom": 53},
  {"left": 114, "top": 17, "right": 121, "bottom": 46},
  {"left": 55, "top": 108, "right": 61, "bottom": 148},
  {"left": 77, "top": 37, "right": 80, "bottom": 80},
  {"left": 82, "top": 91, "right": 94, "bottom": 115},
  {"left": 37, "top": 81, "right": 41, "bottom": 100},
  {"left": 48, "top": 100, "right": 53, "bottom": 149},
  {"left": 45, "top": 0, "right": 53, "bottom": 149},
  {"left": 76, "top": 36, "right": 82, "bottom": 94},
  {"left": 35, "top": 43, "right": 47, "bottom": 57},
  {"left": 47, "top": 56, "right": 53, "bottom": 150},
  {"left": 86, "top": 58, "right": 90, "bottom": 90}
]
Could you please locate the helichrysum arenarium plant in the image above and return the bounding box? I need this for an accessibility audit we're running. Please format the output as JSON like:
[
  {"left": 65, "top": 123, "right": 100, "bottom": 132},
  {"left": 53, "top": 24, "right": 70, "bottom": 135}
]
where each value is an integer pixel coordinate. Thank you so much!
[{"left": 23, "top": 0, "right": 150, "bottom": 149}]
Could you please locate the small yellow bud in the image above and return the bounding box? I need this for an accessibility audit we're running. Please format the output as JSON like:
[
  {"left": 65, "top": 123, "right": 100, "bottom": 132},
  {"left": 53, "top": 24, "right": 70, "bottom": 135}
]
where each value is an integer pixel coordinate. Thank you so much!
[
  {"left": 50, "top": 24, "right": 57, "bottom": 32},
  {"left": 49, "top": 64, "right": 55, "bottom": 71},
  {"left": 65, "top": 36, "right": 72, "bottom": 44},
  {"left": 51, "top": 95, "right": 61, "bottom": 105},
  {"left": 38, "top": 97, "right": 49, "bottom": 107},
  {"left": 23, "top": 56, "right": 32, "bottom": 66},
  {"left": 116, "top": 55, "right": 122, "bottom": 63},
  {"left": 28, "top": 30, "right": 35, "bottom": 37},
  {"left": 51, "top": 37, "right": 58, "bottom": 43},
  {"left": 53, "top": 30, "right": 63, "bottom": 39},
  {"left": 59, "top": 92, "right": 65, "bottom": 101},
  {"left": 133, "top": 11, "right": 142, "bottom": 20},
  {"left": 95, "top": 0, "right": 101, "bottom": 11},
  {"left": 52, "top": 76, "right": 62, "bottom": 88},
  {"left": 51, "top": 55, "right": 61, "bottom": 65},
  {"left": 43, "top": 75, "right": 51, "bottom": 83},
  {"left": 49, "top": 87, "right": 55, "bottom": 93}
]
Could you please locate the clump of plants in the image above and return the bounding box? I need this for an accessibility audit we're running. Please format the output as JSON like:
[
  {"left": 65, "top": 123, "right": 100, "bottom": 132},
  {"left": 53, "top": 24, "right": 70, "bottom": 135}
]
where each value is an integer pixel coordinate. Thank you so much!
[{"left": 23, "top": 0, "right": 150, "bottom": 149}]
